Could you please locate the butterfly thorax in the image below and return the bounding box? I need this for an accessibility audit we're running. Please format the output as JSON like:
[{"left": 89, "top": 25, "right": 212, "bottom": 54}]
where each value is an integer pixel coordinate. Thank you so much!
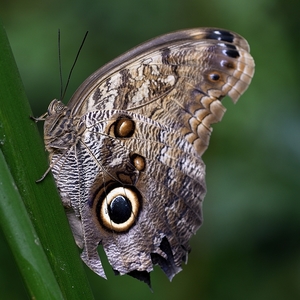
[{"left": 43, "top": 99, "right": 83, "bottom": 153}]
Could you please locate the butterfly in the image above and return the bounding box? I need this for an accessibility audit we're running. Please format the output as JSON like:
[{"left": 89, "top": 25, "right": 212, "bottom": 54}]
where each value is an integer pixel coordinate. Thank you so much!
[{"left": 39, "top": 28, "right": 254, "bottom": 287}]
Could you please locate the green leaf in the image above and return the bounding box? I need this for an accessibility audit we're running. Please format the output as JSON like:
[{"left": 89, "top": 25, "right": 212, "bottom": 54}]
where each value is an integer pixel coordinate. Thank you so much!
[
  {"left": 0, "top": 19, "right": 95, "bottom": 299},
  {"left": 0, "top": 149, "right": 64, "bottom": 299}
]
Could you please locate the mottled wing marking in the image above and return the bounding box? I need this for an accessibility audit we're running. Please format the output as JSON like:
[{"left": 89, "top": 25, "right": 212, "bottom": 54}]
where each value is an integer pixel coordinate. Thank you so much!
[{"left": 70, "top": 33, "right": 253, "bottom": 156}]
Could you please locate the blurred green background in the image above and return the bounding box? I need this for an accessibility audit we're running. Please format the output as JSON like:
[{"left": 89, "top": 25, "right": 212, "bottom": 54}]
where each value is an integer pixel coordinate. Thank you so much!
[{"left": 1, "top": 0, "right": 299, "bottom": 299}]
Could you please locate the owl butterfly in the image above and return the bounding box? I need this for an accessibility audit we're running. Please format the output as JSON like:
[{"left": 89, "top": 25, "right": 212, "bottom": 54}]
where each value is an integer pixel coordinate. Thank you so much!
[{"left": 40, "top": 28, "right": 254, "bottom": 287}]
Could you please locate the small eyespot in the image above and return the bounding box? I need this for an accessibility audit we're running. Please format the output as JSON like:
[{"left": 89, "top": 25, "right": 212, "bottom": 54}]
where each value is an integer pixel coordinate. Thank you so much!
[
  {"left": 221, "top": 60, "right": 235, "bottom": 69},
  {"left": 114, "top": 117, "right": 135, "bottom": 138},
  {"left": 130, "top": 153, "right": 146, "bottom": 171},
  {"left": 208, "top": 72, "right": 221, "bottom": 81}
]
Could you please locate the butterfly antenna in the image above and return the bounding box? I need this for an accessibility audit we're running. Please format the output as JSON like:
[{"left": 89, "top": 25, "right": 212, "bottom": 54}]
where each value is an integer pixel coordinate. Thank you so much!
[
  {"left": 58, "top": 29, "right": 63, "bottom": 99},
  {"left": 60, "top": 31, "right": 89, "bottom": 100}
]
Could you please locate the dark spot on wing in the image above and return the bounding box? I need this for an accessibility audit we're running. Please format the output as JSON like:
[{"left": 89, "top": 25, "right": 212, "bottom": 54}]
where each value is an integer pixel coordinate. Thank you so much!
[
  {"left": 161, "top": 47, "right": 171, "bottom": 64},
  {"left": 223, "top": 49, "right": 240, "bottom": 58},
  {"left": 205, "top": 29, "right": 235, "bottom": 43}
]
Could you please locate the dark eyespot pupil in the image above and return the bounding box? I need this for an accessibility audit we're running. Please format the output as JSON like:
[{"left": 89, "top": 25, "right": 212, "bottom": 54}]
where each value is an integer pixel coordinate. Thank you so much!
[
  {"left": 108, "top": 196, "right": 132, "bottom": 224},
  {"left": 210, "top": 73, "right": 220, "bottom": 81},
  {"left": 224, "top": 49, "right": 240, "bottom": 58}
]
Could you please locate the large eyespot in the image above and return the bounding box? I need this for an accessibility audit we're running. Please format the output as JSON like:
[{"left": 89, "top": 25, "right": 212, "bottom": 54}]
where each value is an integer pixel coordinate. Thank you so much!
[{"left": 96, "top": 186, "right": 141, "bottom": 232}]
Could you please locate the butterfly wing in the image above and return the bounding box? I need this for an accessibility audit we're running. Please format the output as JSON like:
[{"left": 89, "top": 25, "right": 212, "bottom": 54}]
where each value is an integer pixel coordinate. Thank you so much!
[
  {"left": 67, "top": 28, "right": 253, "bottom": 155},
  {"left": 44, "top": 28, "right": 254, "bottom": 285}
]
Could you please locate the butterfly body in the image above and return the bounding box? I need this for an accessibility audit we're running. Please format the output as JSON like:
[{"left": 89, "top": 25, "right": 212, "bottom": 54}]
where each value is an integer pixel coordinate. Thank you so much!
[{"left": 43, "top": 28, "right": 254, "bottom": 285}]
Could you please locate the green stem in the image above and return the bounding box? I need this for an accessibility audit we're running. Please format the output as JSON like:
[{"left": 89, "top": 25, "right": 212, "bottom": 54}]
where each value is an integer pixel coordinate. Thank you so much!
[{"left": 0, "top": 19, "right": 94, "bottom": 299}]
